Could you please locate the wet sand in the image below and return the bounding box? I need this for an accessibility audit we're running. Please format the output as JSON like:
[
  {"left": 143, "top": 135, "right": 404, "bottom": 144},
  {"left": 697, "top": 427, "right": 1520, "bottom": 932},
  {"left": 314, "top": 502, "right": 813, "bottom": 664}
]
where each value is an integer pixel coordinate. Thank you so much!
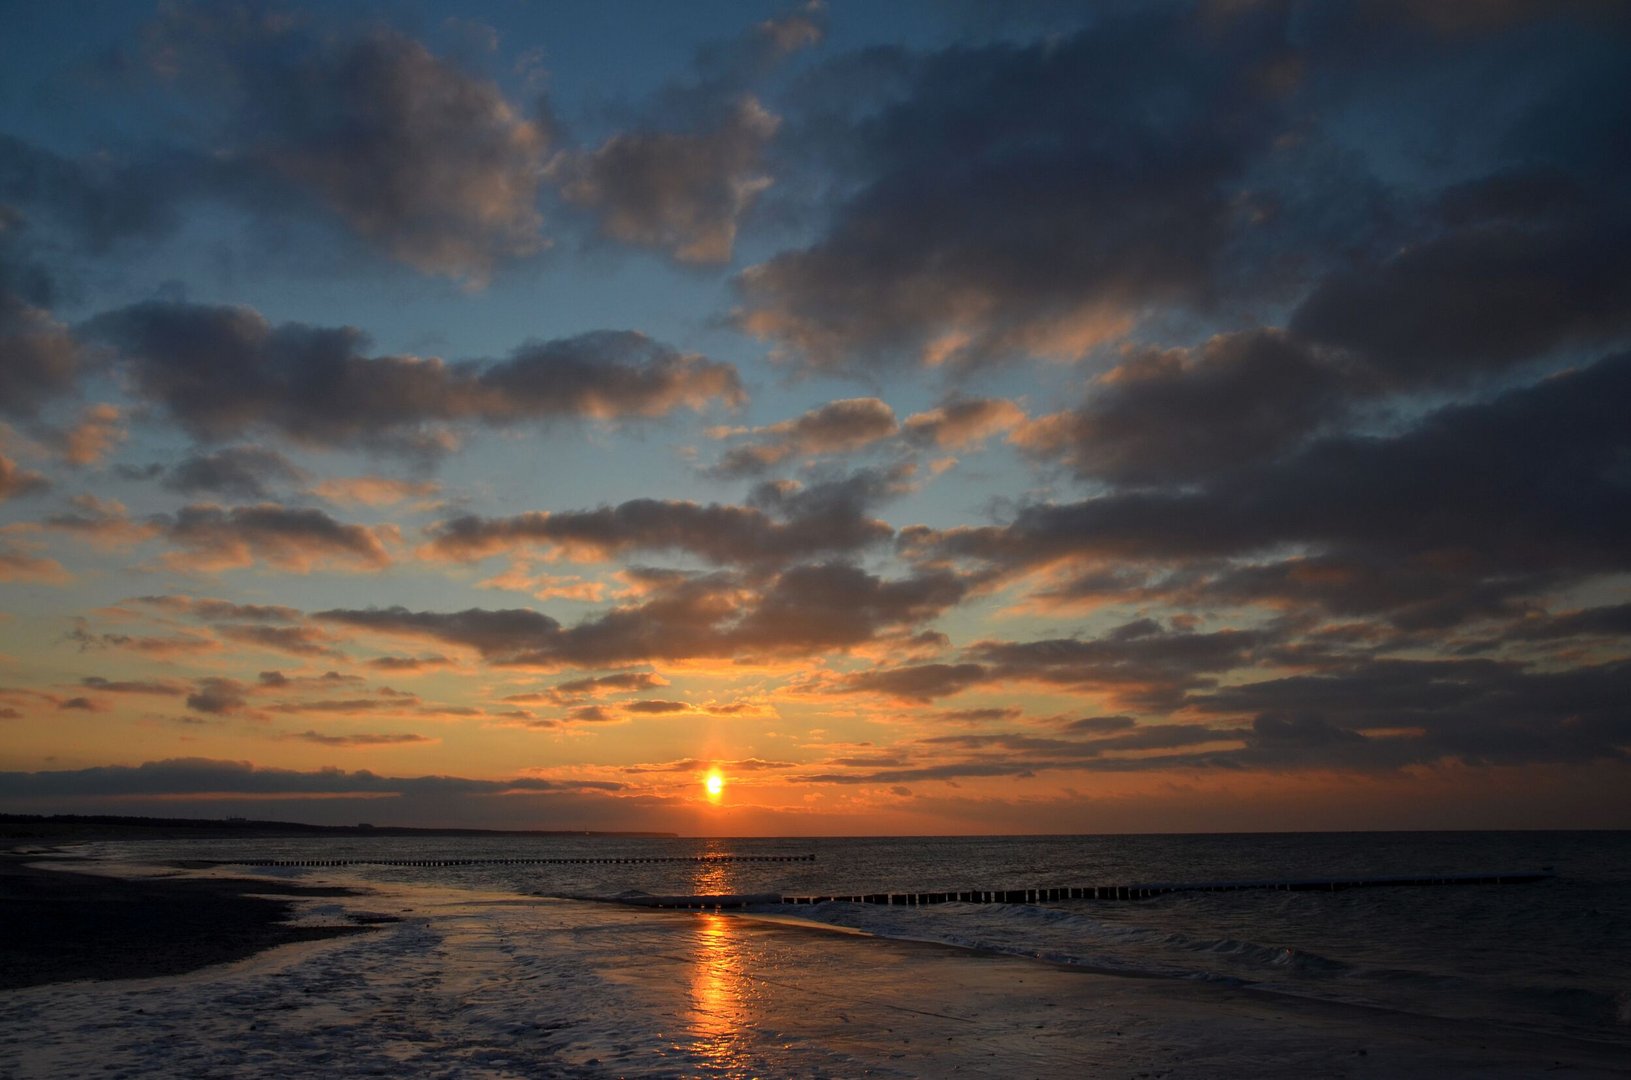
[
  {"left": 0, "top": 855, "right": 375, "bottom": 990},
  {"left": 2, "top": 860, "right": 1627, "bottom": 1077}
]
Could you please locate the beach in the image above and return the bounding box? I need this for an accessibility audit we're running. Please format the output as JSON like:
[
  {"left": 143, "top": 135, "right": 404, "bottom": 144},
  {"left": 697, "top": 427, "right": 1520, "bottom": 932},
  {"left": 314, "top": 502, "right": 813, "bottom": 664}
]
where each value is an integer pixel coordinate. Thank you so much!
[
  {"left": 0, "top": 854, "right": 379, "bottom": 991},
  {"left": 3, "top": 848, "right": 1629, "bottom": 1078}
]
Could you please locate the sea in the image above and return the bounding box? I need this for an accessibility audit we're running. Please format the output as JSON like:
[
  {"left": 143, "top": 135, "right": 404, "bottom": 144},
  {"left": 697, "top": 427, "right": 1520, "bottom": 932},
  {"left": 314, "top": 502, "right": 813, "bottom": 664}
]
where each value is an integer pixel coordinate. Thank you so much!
[{"left": 7, "top": 830, "right": 1630, "bottom": 1077}]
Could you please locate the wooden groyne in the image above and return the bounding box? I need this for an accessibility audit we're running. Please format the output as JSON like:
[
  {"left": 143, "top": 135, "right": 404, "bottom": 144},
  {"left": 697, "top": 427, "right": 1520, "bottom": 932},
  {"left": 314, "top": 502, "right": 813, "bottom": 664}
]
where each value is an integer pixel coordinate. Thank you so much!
[
  {"left": 191, "top": 854, "right": 817, "bottom": 868},
  {"left": 589, "top": 870, "right": 1553, "bottom": 910}
]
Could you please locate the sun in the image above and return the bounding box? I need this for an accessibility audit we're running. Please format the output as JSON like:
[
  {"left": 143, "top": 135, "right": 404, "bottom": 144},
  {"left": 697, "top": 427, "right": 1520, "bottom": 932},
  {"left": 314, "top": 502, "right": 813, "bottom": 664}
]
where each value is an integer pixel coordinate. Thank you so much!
[{"left": 704, "top": 768, "right": 725, "bottom": 801}]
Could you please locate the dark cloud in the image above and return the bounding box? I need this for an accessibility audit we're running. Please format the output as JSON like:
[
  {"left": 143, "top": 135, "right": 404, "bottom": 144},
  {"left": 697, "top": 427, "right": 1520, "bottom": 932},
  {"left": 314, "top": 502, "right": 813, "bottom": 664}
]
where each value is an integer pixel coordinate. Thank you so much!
[
  {"left": 556, "top": 98, "right": 781, "bottom": 264},
  {"left": 0, "top": 757, "right": 623, "bottom": 799},
  {"left": 1014, "top": 331, "right": 1350, "bottom": 484},
  {"left": 1183, "top": 656, "right": 1631, "bottom": 770},
  {"left": 366, "top": 655, "right": 449, "bottom": 672},
  {"left": 217, "top": 623, "right": 346, "bottom": 659},
  {"left": 709, "top": 397, "right": 898, "bottom": 477},
  {"left": 425, "top": 468, "right": 900, "bottom": 567},
  {"left": 40, "top": 495, "right": 158, "bottom": 549},
  {"left": 1492, "top": 603, "right": 1631, "bottom": 644},
  {"left": 0, "top": 134, "right": 178, "bottom": 254},
  {"left": 735, "top": 7, "right": 1297, "bottom": 369},
  {"left": 186, "top": 677, "right": 250, "bottom": 716},
  {"left": 132, "top": 595, "right": 302, "bottom": 623},
  {"left": 285, "top": 731, "right": 434, "bottom": 747},
  {"left": 833, "top": 621, "right": 1266, "bottom": 711},
  {"left": 623, "top": 699, "right": 691, "bottom": 714},
  {"left": 0, "top": 290, "right": 82, "bottom": 420},
  {"left": 931, "top": 352, "right": 1631, "bottom": 625},
  {"left": 160, "top": 445, "right": 307, "bottom": 499},
  {"left": 64, "top": 626, "right": 216, "bottom": 658},
  {"left": 1290, "top": 175, "right": 1631, "bottom": 385},
  {"left": 790, "top": 722, "right": 1235, "bottom": 785},
  {"left": 968, "top": 625, "right": 1266, "bottom": 712},
  {"left": 143, "top": 11, "right": 550, "bottom": 281},
  {"left": 87, "top": 303, "right": 742, "bottom": 456},
  {"left": 548, "top": 1, "right": 824, "bottom": 264},
  {"left": 836, "top": 663, "right": 989, "bottom": 703},
  {"left": 932, "top": 706, "right": 1022, "bottom": 724},
  {"left": 159, "top": 503, "right": 392, "bottom": 572},
  {"left": 319, "top": 560, "right": 967, "bottom": 668},
  {"left": 621, "top": 756, "right": 797, "bottom": 774},
  {"left": 1062, "top": 715, "right": 1137, "bottom": 734},
  {"left": 547, "top": 672, "right": 668, "bottom": 699}
]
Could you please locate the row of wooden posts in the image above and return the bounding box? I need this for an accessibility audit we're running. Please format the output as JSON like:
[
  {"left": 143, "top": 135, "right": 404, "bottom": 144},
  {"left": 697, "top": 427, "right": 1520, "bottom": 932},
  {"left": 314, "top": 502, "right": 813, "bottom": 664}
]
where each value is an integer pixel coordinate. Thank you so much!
[
  {"left": 209, "top": 854, "right": 818, "bottom": 867},
  {"left": 586, "top": 870, "right": 1553, "bottom": 910}
]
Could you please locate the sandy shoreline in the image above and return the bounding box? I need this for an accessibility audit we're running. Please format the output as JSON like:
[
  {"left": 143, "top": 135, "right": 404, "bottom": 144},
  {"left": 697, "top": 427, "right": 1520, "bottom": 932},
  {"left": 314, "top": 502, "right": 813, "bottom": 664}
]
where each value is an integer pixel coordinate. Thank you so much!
[
  {"left": 2, "top": 856, "right": 1627, "bottom": 1078},
  {"left": 0, "top": 853, "right": 384, "bottom": 990}
]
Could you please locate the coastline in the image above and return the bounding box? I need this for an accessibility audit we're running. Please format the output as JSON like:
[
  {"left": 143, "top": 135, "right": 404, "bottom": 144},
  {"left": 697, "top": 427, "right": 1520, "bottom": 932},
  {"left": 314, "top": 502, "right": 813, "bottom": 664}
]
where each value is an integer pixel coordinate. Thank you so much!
[
  {"left": 0, "top": 853, "right": 385, "bottom": 990},
  {"left": 3, "top": 854, "right": 1628, "bottom": 1077}
]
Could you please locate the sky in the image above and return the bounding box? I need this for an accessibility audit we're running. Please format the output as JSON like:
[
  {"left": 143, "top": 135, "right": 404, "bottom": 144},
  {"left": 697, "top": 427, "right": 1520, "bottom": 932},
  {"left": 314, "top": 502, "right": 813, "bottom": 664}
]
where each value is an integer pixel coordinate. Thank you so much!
[{"left": 1, "top": 0, "right": 1628, "bottom": 836}]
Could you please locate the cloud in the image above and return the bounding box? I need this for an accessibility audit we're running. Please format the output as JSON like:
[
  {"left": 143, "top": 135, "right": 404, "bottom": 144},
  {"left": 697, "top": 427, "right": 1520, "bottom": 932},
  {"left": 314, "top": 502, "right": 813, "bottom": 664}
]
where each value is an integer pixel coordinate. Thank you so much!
[
  {"left": 0, "top": 757, "right": 623, "bottom": 799},
  {"left": 159, "top": 503, "right": 393, "bottom": 572},
  {"left": 65, "top": 625, "right": 217, "bottom": 659},
  {"left": 708, "top": 397, "right": 899, "bottom": 476},
  {"left": 901, "top": 397, "right": 1027, "bottom": 450},
  {"left": 319, "top": 560, "right": 967, "bottom": 668},
  {"left": 424, "top": 467, "right": 900, "bottom": 567},
  {"left": 41, "top": 495, "right": 159, "bottom": 549},
  {"left": 366, "top": 654, "right": 450, "bottom": 673},
  {"left": 927, "top": 351, "right": 1631, "bottom": 625},
  {"left": 0, "top": 543, "right": 69, "bottom": 583},
  {"left": 0, "top": 453, "right": 49, "bottom": 502},
  {"left": 0, "top": 291, "right": 81, "bottom": 419},
  {"left": 284, "top": 731, "right": 434, "bottom": 747},
  {"left": 528, "top": 671, "right": 669, "bottom": 702},
  {"left": 1181, "top": 655, "right": 1631, "bottom": 770},
  {"left": 186, "top": 677, "right": 250, "bottom": 716},
  {"left": 734, "top": 8, "right": 1295, "bottom": 370},
  {"left": 1289, "top": 172, "right": 1631, "bottom": 384},
  {"left": 546, "top": 0, "right": 824, "bottom": 265},
  {"left": 0, "top": 133, "right": 177, "bottom": 255},
  {"left": 556, "top": 97, "right": 781, "bottom": 264},
  {"left": 1012, "top": 331, "right": 1349, "bottom": 484},
  {"left": 144, "top": 11, "right": 550, "bottom": 282},
  {"left": 159, "top": 445, "right": 308, "bottom": 499},
  {"left": 57, "top": 404, "right": 125, "bottom": 466},
  {"left": 623, "top": 699, "right": 692, "bottom": 714},
  {"left": 311, "top": 475, "right": 439, "bottom": 507},
  {"left": 80, "top": 676, "right": 189, "bottom": 696},
  {"left": 217, "top": 623, "right": 346, "bottom": 659},
  {"left": 129, "top": 594, "right": 303, "bottom": 623},
  {"left": 621, "top": 755, "right": 797, "bottom": 774},
  {"left": 828, "top": 620, "right": 1266, "bottom": 711},
  {"left": 835, "top": 662, "right": 988, "bottom": 703},
  {"left": 88, "top": 303, "right": 742, "bottom": 456}
]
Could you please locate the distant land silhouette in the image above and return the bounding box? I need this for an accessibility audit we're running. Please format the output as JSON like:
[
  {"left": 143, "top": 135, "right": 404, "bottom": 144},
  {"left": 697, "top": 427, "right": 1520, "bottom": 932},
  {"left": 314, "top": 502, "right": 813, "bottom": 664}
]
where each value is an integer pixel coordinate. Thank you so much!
[{"left": 1, "top": 813, "right": 677, "bottom": 841}]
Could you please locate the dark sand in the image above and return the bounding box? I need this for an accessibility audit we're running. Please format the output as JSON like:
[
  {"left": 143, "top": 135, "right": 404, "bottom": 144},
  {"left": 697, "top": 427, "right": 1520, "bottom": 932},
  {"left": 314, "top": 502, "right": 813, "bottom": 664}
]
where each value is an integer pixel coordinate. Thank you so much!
[{"left": 0, "top": 855, "right": 380, "bottom": 989}]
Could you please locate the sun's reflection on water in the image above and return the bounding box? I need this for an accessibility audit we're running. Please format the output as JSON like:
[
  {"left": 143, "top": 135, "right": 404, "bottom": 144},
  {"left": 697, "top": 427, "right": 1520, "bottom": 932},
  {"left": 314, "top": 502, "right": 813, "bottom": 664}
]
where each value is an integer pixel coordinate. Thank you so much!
[
  {"left": 678, "top": 842, "right": 771, "bottom": 1071},
  {"left": 688, "top": 912, "right": 755, "bottom": 1070},
  {"left": 690, "top": 839, "right": 736, "bottom": 896}
]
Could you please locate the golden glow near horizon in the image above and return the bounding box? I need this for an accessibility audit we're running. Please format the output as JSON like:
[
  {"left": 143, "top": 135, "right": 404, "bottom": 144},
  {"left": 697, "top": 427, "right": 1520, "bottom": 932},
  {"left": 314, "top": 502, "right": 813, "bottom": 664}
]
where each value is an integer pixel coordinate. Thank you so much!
[{"left": 705, "top": 768, "right": 726, "bottom": 801}]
